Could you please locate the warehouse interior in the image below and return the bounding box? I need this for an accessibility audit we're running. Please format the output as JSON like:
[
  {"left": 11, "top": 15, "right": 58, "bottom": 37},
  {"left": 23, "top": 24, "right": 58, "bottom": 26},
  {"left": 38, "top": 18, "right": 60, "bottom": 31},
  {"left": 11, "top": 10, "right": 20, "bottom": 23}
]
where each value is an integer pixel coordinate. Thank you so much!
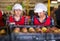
[{"left": 0, "top": 0, "right": 60, "bottom": 41}]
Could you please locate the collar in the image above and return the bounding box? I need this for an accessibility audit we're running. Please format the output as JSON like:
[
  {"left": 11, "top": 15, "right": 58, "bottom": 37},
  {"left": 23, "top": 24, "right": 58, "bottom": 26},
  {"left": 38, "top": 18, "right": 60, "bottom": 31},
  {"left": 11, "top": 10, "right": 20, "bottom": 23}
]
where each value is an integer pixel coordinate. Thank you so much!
[{"left": 37, "top": 15, "right": 48, "bottom": 23}]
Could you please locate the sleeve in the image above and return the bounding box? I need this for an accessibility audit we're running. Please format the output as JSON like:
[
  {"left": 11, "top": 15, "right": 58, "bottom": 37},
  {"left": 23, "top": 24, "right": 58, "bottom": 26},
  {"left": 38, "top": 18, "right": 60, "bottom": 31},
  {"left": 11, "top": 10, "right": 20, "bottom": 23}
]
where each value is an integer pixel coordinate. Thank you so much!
[
  {"left": 50, "top": 18, "right": 54, "bottom": 26},
  {"left": 25, "top": 16, "right": 31, "bottom": 25},
  {"left": 0, "top": 11, "right": 2, "bottom": 20},
  {"left": 31, "top": 16, "right": 34, "bottom": 25},
  {"left": 6, "top": 16, "right": 13, "bottom": 25},
  {"left": 6, "top": 17, "right": 9, "bottom": 25}
]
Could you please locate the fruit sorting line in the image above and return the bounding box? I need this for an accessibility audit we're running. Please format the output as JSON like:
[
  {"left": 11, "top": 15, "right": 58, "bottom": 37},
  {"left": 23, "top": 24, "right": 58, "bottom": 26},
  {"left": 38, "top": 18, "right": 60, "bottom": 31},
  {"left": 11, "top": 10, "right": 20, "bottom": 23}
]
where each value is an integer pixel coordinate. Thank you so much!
[
  {"left": 8, "top": 25, "right": 60, "bottom": 41},
  {"left": 11, "top": 33, "right": 60, "bottom": 41},
  {"left": 0, "top": 25, "right": 60, "bottom": 41}
]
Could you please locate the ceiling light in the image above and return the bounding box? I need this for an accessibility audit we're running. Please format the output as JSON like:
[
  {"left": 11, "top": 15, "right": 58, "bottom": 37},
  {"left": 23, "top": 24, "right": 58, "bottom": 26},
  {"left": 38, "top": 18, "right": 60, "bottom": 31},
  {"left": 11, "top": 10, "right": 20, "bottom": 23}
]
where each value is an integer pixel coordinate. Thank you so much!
[
  {"left": 57, "top": 0, "right": 60, "bottom": 2},
  {"left": 51, "top": 1, "right": 57, "bottom": 3}
]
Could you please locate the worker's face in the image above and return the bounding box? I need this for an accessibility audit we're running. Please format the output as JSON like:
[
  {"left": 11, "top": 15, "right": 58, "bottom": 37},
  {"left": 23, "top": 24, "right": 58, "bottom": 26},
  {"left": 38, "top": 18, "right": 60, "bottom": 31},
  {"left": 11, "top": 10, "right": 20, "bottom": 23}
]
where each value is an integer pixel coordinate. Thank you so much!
[
  {"left": 14, "top": 9, "right": 22, "bottom": 16},
  {"left": 38, "top": 11, "right": 45, "bottom": 17}
]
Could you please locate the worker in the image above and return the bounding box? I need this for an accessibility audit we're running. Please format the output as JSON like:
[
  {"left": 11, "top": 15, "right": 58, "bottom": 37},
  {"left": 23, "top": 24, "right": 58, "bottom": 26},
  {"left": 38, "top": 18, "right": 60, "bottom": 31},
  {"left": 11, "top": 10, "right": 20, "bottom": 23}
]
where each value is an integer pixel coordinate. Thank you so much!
[
  {"left": 31, "top": 3, "right": 55, "bottom": 41},
  {"left": 7, "top": 3, "right": 29, "bottom": 25},
  {"left": 0, "top": 10, "right": 5, "bottom": 26},
  {"left": 32, "top": 3, "right": 54, "bottom": 26},
  {"left": 55, "top": 5, "right": 60, "bottom": 28}
]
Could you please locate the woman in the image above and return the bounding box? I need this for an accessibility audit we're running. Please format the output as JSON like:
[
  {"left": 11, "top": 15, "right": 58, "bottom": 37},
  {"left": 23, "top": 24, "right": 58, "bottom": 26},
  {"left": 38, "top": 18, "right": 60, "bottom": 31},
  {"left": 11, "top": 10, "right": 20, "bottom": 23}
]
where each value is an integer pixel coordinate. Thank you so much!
[
  {"left": 7, "top": 3, "right": 28, "bottom": 25},
  {"left": 32, "top": 3, "right": 55, "bottom": 41},
  {"left": 0, "top": 10, "right": 4, "bottom": 26},
  {"left": 33, "top": 3, "right": 54, "bottom": 26},
  {"left": 7, "top": 4, "right": 30, "bottom": 33}
]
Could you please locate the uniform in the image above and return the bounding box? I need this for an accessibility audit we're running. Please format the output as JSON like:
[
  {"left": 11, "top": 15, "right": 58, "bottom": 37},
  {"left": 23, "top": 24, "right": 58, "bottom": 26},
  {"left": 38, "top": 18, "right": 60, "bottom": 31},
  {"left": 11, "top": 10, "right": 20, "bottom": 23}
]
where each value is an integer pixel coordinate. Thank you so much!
[
  {"left": 32, "top": 16, "right": 54, "bottom": 26},
  {"left": 0, "top": 10, "right": 4, "bottom": 26},
  {"left": 8, "top": 16, "right": 25, "bottom": 25}
]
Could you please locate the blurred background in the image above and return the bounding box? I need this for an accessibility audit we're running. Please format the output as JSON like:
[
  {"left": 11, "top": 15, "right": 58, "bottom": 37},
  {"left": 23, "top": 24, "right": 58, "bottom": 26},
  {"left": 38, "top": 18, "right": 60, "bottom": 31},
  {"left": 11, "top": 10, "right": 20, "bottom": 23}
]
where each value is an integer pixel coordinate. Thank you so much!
[{"left": 0, "top": 0, "right": 48, "bottom": 15}]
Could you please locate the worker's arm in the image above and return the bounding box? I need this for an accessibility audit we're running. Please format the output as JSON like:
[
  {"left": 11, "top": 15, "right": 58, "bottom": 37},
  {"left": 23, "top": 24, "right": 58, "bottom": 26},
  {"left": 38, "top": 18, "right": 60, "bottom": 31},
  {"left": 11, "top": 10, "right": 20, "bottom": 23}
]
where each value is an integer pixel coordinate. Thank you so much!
[{"left": 50, "top": 18, "right": 54, "bottom": 26}]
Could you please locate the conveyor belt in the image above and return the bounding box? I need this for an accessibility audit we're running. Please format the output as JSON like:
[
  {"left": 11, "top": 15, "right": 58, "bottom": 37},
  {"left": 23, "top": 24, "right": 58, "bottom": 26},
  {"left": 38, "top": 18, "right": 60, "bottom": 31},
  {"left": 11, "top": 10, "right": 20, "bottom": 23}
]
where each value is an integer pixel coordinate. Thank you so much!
[{"left": 11, "top": 33, "right": 60, "bottom": 41}]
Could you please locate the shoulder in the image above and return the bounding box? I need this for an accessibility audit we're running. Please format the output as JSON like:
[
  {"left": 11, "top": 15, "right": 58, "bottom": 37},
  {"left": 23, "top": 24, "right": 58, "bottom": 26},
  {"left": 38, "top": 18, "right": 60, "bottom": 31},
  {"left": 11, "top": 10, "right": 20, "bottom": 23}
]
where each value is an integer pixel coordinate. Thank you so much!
[
  {"left": 47, "top": 16, "right": 54, "bottom": 21},
  {"left": 47, "top": 16, "right": 51, "bottom": 19},
  {"left": 9, "top": 15, "right": 13, "bottom": 18},
  {"left": 23, "top": 16, "right": 31, "bottom": 19},
  {"left": 21, "top": 16, "right": 26, "bottom": 18},
  {"left": 9, "top": 16, "right": 14, "bottom": 20}
]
